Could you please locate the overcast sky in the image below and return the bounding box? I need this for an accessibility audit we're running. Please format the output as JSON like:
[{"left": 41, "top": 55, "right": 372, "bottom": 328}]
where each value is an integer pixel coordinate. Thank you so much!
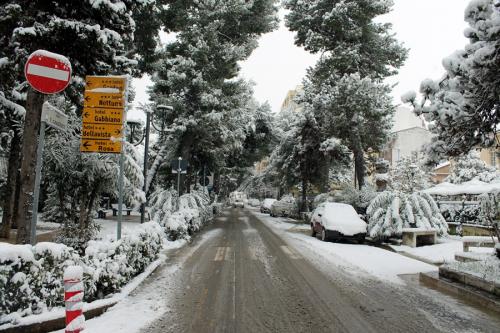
[{"left": 130, "top": 0, "right": 471, "bottom": 119}]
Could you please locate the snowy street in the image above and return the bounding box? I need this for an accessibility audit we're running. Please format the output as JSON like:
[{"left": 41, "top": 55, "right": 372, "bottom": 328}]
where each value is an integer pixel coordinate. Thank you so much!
[{"left": 78, "top": 208, "right": 500, "bottom": 333}]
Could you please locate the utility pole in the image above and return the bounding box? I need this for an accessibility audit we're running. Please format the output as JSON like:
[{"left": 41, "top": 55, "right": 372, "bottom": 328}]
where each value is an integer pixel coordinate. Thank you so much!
[
  {"left": 140, "top": 111, "right": 151, "bottom": 224},
  {"left": 140, "top": 104, "right": 172, "bottom": 224}
]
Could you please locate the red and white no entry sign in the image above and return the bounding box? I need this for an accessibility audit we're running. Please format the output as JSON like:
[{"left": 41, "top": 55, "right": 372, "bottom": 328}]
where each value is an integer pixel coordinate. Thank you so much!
[{"left": 24, "top": 50, "right": 72, "bottom": 94}]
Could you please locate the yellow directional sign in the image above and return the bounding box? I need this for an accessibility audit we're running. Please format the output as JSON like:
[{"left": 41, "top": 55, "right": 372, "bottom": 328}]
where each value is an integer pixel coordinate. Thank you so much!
[
  {"left": 82, "top": 123, "right": 123, "bottom": 140},
  {"left": 85, "top": 76, "right": 126, "bottom": 92},
  {"left": 84, "top": 91, "right": 124, "bottom": 109},
  {"left": 82, "top": 107, "right": 123, "bottom": 124},
  {"left": 80, "top": 139, "right": 122, "bottom": 153},
  {"left": 81, "top": 75, "right": 127, "bottom": 154}
]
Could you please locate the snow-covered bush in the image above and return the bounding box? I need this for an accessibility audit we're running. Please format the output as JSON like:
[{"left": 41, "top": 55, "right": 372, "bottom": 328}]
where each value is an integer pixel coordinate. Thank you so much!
[
  {"left": 0, "top": 242, "right": 79, "bottom": 323},
  {"left": 83, "top": 222, "right": 164, "bottom": 301},
  {"left": 340, "top": 183, "right": 377, "bottom": 213},
  {"left": 446, "top": 151, "right": 499, "bottom": 184},
  {"left": 367, "top": 191, "right": 448, "bottom": 239},
  {"left": 479, "top": 190, "right": 500, "bottom": 240},
  {"left": 0, "top": 223, "right": 164, "bottom": 323},
  {"left": 390, "top": 157, "right": 431, "bottom": 193},
  {"left": 439, "top": 202, "right": 482, "bottom": 225},
  {"left": 150, "top": 189, "right": 214, "bottom": 240}
]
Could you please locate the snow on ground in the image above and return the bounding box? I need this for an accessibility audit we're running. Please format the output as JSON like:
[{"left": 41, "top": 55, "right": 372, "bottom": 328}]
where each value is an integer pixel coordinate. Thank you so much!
[
  {"left": 250, "top": 209, "right": 437, "bottom": 284},
  {"left": 447, "top": 254, "right": 500, "bottom": 284},
  {"left": 95, "top": 218, "right": 143, "bottom": 240},
  {"left": 390, "top": 238, "right": 495, "bottom": 264},
  {"left": 51, "top": 228, "right": 222, "bottom": 333}
]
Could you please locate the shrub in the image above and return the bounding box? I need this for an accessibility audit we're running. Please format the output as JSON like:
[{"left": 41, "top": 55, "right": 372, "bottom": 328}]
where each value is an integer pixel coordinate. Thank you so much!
[{"left": 0, "top": 223, "right": 163, "bottom": 324}]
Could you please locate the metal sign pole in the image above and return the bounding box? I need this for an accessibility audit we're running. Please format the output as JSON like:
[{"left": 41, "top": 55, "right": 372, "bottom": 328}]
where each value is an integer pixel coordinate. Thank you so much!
[
  {"left": 117, "top": 76, "right": 129, "bottom": 240},
  {"left": 177, "top": 157, "right": 182, "bottom": 195},
  {"left": 30, "top": 121, "right": 46, "bottom": 245}
]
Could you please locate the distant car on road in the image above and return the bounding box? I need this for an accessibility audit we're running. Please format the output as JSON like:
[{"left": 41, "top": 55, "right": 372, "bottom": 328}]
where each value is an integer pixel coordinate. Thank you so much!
[
  {"left": 311, "top": 202, "right": 366, "bottom": 243},
  {"left": 260, "top": 198, "right": 276, "bottom": 214},
  {"left": 270, "top": 195, "right": 297, "bottom": 218},
  {"left": 229, "top": 191, "right": 246, "bottom": 208}
]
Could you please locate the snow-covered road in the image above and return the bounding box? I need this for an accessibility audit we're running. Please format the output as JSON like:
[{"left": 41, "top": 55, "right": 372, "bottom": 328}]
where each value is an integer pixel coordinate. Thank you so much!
[{"left": 69, "top": 208, "right": 500, "bottom": 333}]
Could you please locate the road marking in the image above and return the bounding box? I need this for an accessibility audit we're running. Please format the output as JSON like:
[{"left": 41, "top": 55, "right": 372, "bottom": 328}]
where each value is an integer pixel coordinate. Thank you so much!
[
  {"left": 214, "top": 247, "right": 232, "bottom": 261},
  {"left": 280, "top": 245, "right": 301, "bottom": 259},
  {"left": 214, "top": 247, "right": 225, "bottom": 261}
]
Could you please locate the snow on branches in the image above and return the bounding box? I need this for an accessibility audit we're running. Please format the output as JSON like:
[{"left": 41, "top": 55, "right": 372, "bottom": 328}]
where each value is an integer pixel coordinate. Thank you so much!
[
  {"left": 367, "top": 191, "right": 448, "bottom": 239},
  {"left": 404, "top": 0, "right": 500, "bottom": 162}
]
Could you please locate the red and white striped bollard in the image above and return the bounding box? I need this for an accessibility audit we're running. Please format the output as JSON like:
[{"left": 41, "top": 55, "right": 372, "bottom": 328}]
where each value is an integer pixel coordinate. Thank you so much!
[{"left": 64, "top": 266, "right": 85, "bottom": 333}]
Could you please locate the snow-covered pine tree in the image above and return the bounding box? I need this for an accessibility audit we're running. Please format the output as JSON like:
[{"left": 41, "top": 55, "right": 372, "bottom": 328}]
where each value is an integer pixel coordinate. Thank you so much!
[
  {"left": 446, "top": 150, "right": 499, "bottom": 184},
  {"left": 148, "top": 0, "right": 279, "bottom": 194},
  {"left": 367, "top": 191, "right": 448, "bottom": 240},
  {"left": 284, "top": 0, "right": 408, "bottom": 188},
  {"left": 403, "top": 0, "right": 500, "bottom": 163},
  {"left": 391, "top": 157, "right": 431, "bottom": 193}
]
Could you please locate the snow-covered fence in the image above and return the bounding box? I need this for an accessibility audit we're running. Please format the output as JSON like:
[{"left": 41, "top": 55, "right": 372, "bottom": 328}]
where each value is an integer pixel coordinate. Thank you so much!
[{"left": 0, "top": 222, "right": 163, "bottom": 324}]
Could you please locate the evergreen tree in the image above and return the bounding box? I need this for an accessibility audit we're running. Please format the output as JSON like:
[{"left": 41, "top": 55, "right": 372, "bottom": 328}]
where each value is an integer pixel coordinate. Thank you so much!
[
  {"left": 284, "top": 0, "right": 408, "bottom": 188},
  {"left": 367, "top": 191, "right": 448, "bottom": 239},
  {"left": 403, "top": 0, "right": 500, "bottom": 162},
  {"left": 446, "top": 150, "right": 499, "bottom": 184},
  {"left": 149, "top": 0, "right": 279, "bottom": 194},
  {"left": 391, "top": 157, "right": 431, "bottom": 193}
]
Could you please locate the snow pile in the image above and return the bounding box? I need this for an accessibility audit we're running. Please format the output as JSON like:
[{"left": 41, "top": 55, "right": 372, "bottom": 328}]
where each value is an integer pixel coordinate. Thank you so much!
[
  {"left": 424, "top": 180, "right": 500, "bottom": 196},
  {"left": 367, "top": 191, "right": 448, "bottom": 239},
  {"left": 150, "top": 189, "right": 214, "bottom": 240},
  {"left": 0, "top": 223, "right": 164, "bottom": 324}
]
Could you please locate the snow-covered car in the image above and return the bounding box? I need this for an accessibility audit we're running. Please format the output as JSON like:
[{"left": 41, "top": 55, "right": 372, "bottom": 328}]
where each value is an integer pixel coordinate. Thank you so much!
[
  {"left": 260, "top": 198, "right": 276, "bottom": 214},
  {"left": 233, "top": 199, "right": 244, "bottom": 208},
  {"left": 311, "top": 202, "right": 366, "bottom": 243},
  {"left": 229, "top": 191, "right": 246, "bottom": 208},
  {"left": 270, "top": 195, "right": 297, "bottom": 217},
  {"left": 248, "top": 198, "right": 261, "bottom": 207}
]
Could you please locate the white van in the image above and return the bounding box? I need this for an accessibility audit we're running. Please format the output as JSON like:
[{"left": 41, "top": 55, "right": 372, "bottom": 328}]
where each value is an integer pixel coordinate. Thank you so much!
[{"left": 229, "top": 191, "right": 246, "bottom": 208}]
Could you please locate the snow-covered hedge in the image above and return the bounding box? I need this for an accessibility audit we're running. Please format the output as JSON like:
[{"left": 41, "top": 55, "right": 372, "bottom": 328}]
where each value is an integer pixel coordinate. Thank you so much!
[
  {"left": 150, "top": 189, "right": 214, "bottom": 240},
  {"left": 0, "top": 222, "right": 163, "bottom": 324},
  {"left": 366, "top": 191, "right": 448, "bottom": 239}
]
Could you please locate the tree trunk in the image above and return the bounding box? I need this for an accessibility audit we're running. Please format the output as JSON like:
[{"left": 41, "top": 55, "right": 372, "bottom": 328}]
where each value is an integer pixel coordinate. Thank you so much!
[
  {"left": 301, "top": 176, "right": 308, "bottom": 212},
  {"left": 15, "top": 88, "right": 45, "bottom": 244},
  {"left": 353, "top": 148, "right": 365, "bottom": 190},
  {"left": 0, "top": 131, "right": 22, "bottom": 238}
]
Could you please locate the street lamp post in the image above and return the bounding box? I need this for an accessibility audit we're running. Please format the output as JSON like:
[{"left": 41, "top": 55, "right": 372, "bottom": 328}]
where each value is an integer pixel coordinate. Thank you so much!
[{"left": 140, "top": 104, "right": 173, "bottom": 224}]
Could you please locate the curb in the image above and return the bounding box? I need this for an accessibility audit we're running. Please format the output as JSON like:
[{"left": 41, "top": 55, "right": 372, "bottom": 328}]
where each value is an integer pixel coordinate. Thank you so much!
[
  {"left": 419, "top": 271, "right": 500, "bottom": 315},
  {"left": 0, "top": 302, "right": 117, "bottom": 333}
]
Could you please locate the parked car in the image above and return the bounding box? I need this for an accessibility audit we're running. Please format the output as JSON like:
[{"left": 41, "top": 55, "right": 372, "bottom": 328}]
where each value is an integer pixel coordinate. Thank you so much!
[
  {"left": 260, "top": 198, "right": 276, "bottom": 214},
  {"left": 248, "top": 198, "right": 261, "bottom": 207},
  {"left": 270, "top": 195, "right": 297, "bottom": 217},
  {"left": 311, "top": 202, "right": 366, "bottom": 243}
]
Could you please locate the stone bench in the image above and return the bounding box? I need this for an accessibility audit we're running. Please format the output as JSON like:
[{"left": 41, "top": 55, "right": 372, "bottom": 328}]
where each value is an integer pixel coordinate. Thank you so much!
[
  {"left": 463, "top": 239, "right": 496, "bottom": 252},
  {"left": 111, "top": 204, "right": 132, "bottom": 216},
  {"left": 401, "top": 228, "right": 437, "bottom": 248}
]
